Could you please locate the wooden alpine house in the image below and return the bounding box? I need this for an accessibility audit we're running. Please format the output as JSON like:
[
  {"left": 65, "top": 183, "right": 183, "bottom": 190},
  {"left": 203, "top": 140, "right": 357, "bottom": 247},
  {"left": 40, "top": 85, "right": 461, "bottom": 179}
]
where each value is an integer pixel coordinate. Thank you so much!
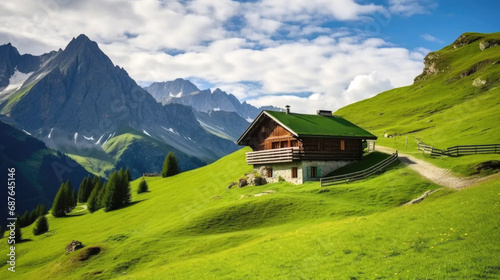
[{"left": 237, "top": 106, "right": 377, "bottom": 184}]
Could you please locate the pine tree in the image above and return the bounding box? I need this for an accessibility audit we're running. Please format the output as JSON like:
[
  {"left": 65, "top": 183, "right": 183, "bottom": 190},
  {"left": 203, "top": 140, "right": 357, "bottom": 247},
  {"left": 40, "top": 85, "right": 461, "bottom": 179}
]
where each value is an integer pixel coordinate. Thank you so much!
[
  {"left": 117, "top": 169, "right": 131, "bottom": 205},
  {"left": 32, "top": 216, "right": 49, "bottom": 235},
  {"left": 91, "top": 175, "right": 101, "bottom": 189},
  {"left": 35, "top": 204, "right": 48, "bottom": 217},
  {"left": 0, "top": 226, "right": 3, "bottom": 238},
  {"left": 77, "top": 176, "right": 87, "bottom": 203},
  {"left": 161, "top": 152, "right": 179, "bottom": 178},
  {"left": 98, "top": 179, "right": 107, "bottom": 209},
  {"left": 71, "top": 188, "right": 77, "bottom": 208},
  {"left": 19, "top": 210, "right": 30, "bottom": 228},
  {"left": 52, "top": 182, "right": 69, "bottom": 217},
  {"left": 125, "top": 168, "right": 132, "bottom": 181},
  {"left": 14, "top": 220, "right": 22, "bottom": 243},
  {"left": 104, "top": 172, "right": 120, "bottom": 212},
  {"left": 29, "top": 208, "right": 38, "bottom": 225},
  {"left": 137, "top": 178, "right": 149, "bottom": 194},
  {"left": 87, "top": 180, "right": 103, "bottom": 214},
  {"left": 61, "top": 181, "right": 71, "bottom": 212},
  {"left": 78, "top": 176, "right": 96, "bottom": 203}
]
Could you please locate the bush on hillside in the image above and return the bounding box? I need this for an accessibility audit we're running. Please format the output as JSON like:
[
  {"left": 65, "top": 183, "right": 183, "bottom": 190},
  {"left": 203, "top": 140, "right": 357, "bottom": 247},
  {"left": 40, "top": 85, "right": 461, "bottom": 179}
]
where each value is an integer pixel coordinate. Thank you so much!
[
  {"left": 137, "top": 178, "right": 149, "bottom": 194},
  {"left": 161, "top": 152, "right": 179, "bottom": 178},
  {"left": 32, "top": 216, "right": 49, "bottom": 235}
]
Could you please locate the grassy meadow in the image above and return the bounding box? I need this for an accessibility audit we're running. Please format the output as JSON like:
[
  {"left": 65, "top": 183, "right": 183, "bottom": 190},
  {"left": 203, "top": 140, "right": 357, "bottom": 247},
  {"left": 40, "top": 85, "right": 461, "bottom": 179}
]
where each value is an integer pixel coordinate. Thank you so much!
[
  {"left": 1, "top": 147, "right": 499, "bottom": 279},
  {"left": 1, "top": 32, "right": 500, "bottom": 279}
]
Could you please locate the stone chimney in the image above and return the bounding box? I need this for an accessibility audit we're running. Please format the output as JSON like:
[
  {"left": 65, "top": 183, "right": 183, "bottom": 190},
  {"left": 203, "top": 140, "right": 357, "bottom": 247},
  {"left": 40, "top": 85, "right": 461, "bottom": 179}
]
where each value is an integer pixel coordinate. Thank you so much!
[{"left": 285, "top": 105, "right": 290, "bottom": 114}]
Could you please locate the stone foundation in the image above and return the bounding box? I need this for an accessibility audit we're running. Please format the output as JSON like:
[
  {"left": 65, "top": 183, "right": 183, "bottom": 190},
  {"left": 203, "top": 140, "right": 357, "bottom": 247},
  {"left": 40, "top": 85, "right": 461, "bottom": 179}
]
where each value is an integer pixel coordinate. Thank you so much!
[{"left": 255, "top": 160, "right": 354, "bottom": 184}]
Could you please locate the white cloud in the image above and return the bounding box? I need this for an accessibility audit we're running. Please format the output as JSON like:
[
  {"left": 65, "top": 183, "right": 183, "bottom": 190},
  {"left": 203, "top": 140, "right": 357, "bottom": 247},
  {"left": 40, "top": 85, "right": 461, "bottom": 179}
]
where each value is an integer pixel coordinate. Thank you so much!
[
  {"left": 342, "top": 71, "right": 393, "bottom": 104},
  {"left": 0, "top": 0, "right": 427, "bottom": 114},
  {"left": 389, "top": 0, "right": 436, "bottom": 16},
  {"left": 421, "top": 33, "right": 443, "bottom": 43}
]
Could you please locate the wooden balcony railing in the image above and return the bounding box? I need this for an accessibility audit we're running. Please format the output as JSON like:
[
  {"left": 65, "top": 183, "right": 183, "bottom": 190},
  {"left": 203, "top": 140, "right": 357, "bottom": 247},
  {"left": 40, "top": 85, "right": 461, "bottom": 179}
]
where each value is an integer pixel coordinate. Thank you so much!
[
  {"left": 245, "top": 147, "right": 361, "bottom": 165},
  {"left": 246, "top": 147, "right": 300, "bottom": 164}
]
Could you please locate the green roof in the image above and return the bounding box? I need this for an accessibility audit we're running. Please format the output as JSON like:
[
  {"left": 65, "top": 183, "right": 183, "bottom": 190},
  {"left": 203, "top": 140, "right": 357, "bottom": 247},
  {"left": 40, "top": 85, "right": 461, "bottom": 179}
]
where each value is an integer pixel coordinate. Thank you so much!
[{"left": 263, "top": 111, "right": 377, "bottom": 139}]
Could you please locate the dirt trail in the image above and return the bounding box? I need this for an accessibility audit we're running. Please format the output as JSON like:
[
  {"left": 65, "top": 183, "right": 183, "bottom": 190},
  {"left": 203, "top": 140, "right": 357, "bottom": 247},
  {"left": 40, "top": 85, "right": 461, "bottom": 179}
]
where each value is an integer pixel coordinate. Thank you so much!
[
  {"left": 377, "top": 146, "right": 496, "bottom": 190},
  {"left": 74, "top": 205, "right": 88, "bottom": 213}
]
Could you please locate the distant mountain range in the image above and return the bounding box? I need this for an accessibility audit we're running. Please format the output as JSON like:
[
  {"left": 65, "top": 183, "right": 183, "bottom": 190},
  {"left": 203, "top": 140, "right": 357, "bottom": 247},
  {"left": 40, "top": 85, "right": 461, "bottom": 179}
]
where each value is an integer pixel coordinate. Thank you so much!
[
  {"left": 144, "top": 78, "right": 281, "bottom": 122},
  {"left": 0, "top": 35, "right": 240, "bottom": 178}
]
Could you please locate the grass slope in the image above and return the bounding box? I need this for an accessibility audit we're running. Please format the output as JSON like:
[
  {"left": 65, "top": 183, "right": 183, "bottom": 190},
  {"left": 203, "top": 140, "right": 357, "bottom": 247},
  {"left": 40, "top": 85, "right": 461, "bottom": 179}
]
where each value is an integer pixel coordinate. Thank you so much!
[
  {"left": 336, "top": 32, "right": 500, "bottom": 175},
  {"left": 0, "top": 147, "right": 449, "bottom": 280}
]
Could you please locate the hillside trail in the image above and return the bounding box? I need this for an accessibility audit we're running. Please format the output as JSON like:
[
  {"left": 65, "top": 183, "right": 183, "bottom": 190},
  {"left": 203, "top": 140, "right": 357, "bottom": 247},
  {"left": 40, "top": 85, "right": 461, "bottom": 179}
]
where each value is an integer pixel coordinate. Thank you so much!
[
  {"left": 376, "top": 146, "right": 497, "bottom": 190},
  {"left": 74, "top": 205, "right": 88, "bottom": 213}
]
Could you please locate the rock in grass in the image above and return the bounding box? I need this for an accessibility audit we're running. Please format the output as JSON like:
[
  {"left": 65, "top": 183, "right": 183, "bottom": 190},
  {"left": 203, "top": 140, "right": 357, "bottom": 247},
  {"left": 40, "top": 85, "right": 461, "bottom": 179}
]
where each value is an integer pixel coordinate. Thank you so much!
[
  {"left": 238, "top": 179, "right": 248, "bottom": 188},
  {"left": 472, "top": 77, "right": 487, "bottom": 87},
  {"left": 66, "top": 240, "right": 83, "bottom": 253},
  {"left": 227, "top": 182, "right": 237, "bottom": 189}
]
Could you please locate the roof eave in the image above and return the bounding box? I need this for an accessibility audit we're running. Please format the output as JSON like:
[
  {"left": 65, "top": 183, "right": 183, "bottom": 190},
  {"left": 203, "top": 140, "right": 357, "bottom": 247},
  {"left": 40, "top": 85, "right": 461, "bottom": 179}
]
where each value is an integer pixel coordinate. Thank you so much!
[
  {"left": 237, "top": 110, "right": 300, "bottom": 145},
  {"left": 263, "top": 111, "right": 299, "bottom": 137}
]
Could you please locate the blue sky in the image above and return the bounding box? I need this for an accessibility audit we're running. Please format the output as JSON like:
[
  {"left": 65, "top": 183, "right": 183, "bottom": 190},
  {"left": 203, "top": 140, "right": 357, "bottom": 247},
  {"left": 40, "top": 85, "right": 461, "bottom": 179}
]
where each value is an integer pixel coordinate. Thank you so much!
[{"left": 0, "top": 0, "right": 498, "bottom": 113}]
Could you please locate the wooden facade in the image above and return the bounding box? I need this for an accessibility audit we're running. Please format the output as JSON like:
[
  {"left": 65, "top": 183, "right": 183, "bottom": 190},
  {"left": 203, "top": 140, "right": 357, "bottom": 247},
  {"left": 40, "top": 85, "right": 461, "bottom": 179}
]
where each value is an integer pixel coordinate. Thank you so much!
[{"left": 244, "top": 117, "right": 364, "bottom": 164}]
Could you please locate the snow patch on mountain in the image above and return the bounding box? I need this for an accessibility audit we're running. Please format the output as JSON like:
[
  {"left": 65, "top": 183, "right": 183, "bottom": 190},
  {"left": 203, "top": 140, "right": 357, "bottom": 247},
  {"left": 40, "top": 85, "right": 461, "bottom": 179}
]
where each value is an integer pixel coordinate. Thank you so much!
[
  {"left": 161, "top": 126, "right": 180, "bottom": 136},
  {"left": 83, "top": 135, "right": 94, "bottom": 141},
  {"left": 74, "top": 132, "right": 78, "bottom": 143},
  {"left": 0, "top": 69, "right": 33, "bottom": 95},
  {"left": 22, "top": 129, "right": 31, "bottom": 135},
  {"left": 48, "top": 128, "right": 54, "bottom": 138},
  {"left": 143, "top": 129, "right": 151, "bottom": 137},
  {"left": 101, "top": 133, "right": 114, "bottom": 146},
  {"left": 171, "top": 91, "right": 183, "bottom": 98}
]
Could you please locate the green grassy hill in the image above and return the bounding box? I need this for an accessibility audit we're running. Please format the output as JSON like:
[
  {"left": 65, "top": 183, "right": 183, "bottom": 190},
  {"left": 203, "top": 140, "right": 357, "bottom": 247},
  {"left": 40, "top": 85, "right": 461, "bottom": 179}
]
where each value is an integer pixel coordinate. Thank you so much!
[
  {"left": 1, "top": 147, "right": 499, "bottom": 279},
  {"left": 2, "top": 32, "right": 500, "bottom": 280},
  {"left": 336, "top": 32, "right": 500, "bottom": 175}
]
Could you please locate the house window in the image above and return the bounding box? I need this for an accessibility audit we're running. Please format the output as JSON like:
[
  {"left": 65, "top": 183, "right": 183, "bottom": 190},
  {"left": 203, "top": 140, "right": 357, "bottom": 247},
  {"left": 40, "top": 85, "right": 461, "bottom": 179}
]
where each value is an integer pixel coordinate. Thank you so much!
[
  {"left": 292, "top": 167, "right": 298, "bottom": 178},
  {"left": 290, "top": 140, "right": 298, "bottom": 147},
  {"left": 281, "top": 141, "right": 289, "bottom": 148},
  {"left": 272, "top": 142, "right": 280, "bottom": 149},
  {"left": 310, "top": 166, "right": 318, "bottom": 178},
  {"left": 267, "top": 168, "right": 273, "bottom": 178},
  {"left": 340, "top": 140, "right": 345, "bottom": 151}
]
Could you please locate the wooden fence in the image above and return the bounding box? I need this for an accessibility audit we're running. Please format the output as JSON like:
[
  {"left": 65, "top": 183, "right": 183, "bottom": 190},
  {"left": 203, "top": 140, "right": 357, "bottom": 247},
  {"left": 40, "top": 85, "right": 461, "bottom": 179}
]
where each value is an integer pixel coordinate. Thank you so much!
[
  {"left": 320, "top": 151, "right": 399, "bottom": 187},
  {"left": 446, "top": 144, "right": 500, "bottom": 156},
  {"left": 418, "top": 143, "right": 500, "bottom": 157}
]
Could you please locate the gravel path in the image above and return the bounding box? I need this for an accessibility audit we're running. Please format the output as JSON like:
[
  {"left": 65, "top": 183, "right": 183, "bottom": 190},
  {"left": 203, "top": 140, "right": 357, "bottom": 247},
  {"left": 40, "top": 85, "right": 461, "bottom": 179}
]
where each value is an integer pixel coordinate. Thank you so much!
[{"left": 376, "top": 146, "right": 495, "bottom": 190}]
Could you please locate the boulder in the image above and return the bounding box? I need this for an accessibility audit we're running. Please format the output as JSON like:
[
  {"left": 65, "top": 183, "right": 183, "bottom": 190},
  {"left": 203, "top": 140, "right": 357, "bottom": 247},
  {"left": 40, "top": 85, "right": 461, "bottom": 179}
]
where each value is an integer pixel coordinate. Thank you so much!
[
  {"left": 66, "top": 240, "right": 83, "bottom": 253},
  {"left": 238, "top": 179, "right": 248, "bottom": 188},
  {"left": 254, "top": 177, "right": 267, "bottom": 186},
  {"left": 472, "top": 77, "right": 487, "bottom": 87}
]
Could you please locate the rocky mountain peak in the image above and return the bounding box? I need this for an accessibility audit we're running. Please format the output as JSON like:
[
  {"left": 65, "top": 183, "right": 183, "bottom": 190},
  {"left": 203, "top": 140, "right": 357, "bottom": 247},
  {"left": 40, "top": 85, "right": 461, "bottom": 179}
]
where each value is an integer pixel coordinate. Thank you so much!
[{"left": 144, "top": 78, "right": 200, "bottom": 103}]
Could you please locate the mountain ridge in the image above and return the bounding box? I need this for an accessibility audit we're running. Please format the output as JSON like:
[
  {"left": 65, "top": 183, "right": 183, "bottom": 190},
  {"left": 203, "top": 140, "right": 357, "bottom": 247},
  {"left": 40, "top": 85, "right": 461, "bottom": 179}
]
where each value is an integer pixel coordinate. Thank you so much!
[
  {"left": 145, "top": 78, "right": 281, "bottom": 121},
  {"left": 0, "top": 34, "right": 239, "bottom": 178}
]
